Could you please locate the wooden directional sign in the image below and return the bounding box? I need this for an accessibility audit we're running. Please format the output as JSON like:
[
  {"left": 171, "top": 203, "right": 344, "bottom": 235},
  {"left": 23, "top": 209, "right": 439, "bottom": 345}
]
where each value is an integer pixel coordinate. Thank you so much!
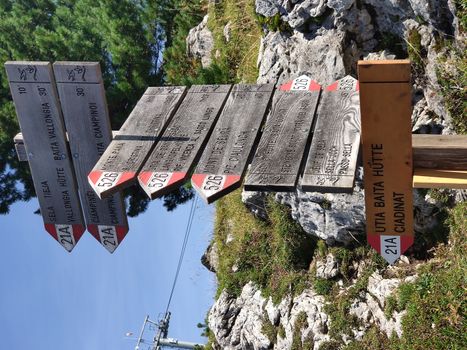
[
  {"left": 138, "top": 85, "right": 231, "bottom": 199},
  {"left": 244, "top": 76, "right": 321, "bottom": 191},
  {"left": 5, "top": 61, "right": 85, "bottom": 252},
  {"left": 359, "top": 60, "right": 414, "bottom": 264},
  {"left": 191, "top": 84, "right": 274, "bottom": 203},
  {"left": 88, "top": 86, "right": 186, "bottom": 198},
  {"left": 301, "top": 76, "right": 361, "bottom": 192},
  {"left": 53, "top": 62, "right": 128, "bottom": 253}
]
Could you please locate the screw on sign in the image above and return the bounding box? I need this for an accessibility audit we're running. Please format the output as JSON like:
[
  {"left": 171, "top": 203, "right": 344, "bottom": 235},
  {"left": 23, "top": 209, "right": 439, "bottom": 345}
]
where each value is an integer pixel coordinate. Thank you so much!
[
  {"left": 191, "top": 84, "right": 274, "bottom": 203},
  {"left": 358, "top": 60, "right": 414, "bottom": 264}
]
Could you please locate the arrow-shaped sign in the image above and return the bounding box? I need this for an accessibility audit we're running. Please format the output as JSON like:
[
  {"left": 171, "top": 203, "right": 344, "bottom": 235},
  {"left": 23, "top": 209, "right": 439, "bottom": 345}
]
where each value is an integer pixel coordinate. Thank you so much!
[
  {"left": 191, "top": 84, "right": 274, "bottom": 203},
  {"left": 358, "top": 60, "right": 414, "bottom": 264}
]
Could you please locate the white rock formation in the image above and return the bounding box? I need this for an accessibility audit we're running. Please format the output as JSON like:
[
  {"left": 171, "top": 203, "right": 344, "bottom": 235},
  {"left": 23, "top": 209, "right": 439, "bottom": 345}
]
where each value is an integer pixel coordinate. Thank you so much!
[{"left": 186, "top": 15, "right": 214, "bottom": 68}]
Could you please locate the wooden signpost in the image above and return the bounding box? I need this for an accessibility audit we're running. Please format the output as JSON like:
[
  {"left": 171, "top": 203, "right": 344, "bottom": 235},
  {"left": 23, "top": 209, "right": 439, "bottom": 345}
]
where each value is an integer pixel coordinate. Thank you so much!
[
  {"left": 191, "top": 84, "right": 274, "bottom": 203},
  {"left": 138, "top": 85, "right": 231, "bottom": 199},
  {"left": 88, "top": 86, "right": 186, "bottom": 198},
  {"left": 301, "top": 76, "right": 361, "bottom": 192},
  {"left": 53, "top": 62, "right": 128, "bottom": 253},
  {"left": 5, "top": 61, "right": 85, "bottom": 252},
  {"left": 359, "top": 60, "right": 414, "bottom": 264},
  {"left": 244, "top": 76, "right": 321, "bottom": 191}
]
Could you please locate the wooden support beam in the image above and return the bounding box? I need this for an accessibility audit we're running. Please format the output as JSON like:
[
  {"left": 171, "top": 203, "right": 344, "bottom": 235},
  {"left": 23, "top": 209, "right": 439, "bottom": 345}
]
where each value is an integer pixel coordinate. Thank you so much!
[
  {"left": 412, "top": 134, "right": 467, "bottom": 170},
  {"left": 413, "top": 170, "right": 467, "bottom": 189}
]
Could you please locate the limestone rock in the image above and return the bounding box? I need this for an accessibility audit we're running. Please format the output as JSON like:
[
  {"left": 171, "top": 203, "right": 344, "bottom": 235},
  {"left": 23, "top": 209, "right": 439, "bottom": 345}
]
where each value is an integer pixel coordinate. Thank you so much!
[
  {"left": 257, "top": 28, "right": 346, "bottom": 86},
  {"left": 208, "top": 283, "right": 331, "bottom": 350},
  {"left": 349, "top": 271, "right": 418, "bottom": 338},
  {"left": 286, "top": 0, "right": 327, "bottom": 29},
  {"left": 274, "top": 167, "right": 365, "bottom": 245},
  {"left": 327, "top": 0, "right": 355, "bottom": 13},
  {"left": 316, "top": 254, "right": 340, "bottom": 279},
  {"left": 201, "top": 241, "right": 219, "bottom": 273},
  {"left": 186, "top": 15, "right": 214, "bottom": 68},
  {"left": 256, "top": 0, "right": 281, "bottom": 17}
]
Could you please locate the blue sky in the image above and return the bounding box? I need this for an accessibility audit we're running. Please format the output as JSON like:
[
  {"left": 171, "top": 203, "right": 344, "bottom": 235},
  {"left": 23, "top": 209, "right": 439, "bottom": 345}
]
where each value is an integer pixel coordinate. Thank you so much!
[{"left": 0, "top": 192, "right": 216, "bottom": 349}]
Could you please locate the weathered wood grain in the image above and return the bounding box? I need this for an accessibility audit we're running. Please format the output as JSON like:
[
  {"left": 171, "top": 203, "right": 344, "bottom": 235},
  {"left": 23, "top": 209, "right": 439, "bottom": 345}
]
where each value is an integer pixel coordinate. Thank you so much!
[
  {"left": 413, "top": 169, "right": 467, "bottom": 189},
  {"left": 244, "top": 86, "right": 321, "bottom": 191},
  {"left": 192, "top": 84, "right": 274, "bottom": 203},
  {"left": 358, "top": 59, "right": 411, "bottom": 83},
  {"left": 88, "top": 86, "right": 187, "bottom": 198},
  {"left": 412, "top": 134, "right": 467, "bottom": 170},
  {"left": 301, "top": 76, "right": 361, "bottom": 193},
  {"left": 138, "top": 85, "right": 231, "bottom": 199},
  {"left": 5, "top": 61, "right": 85, "bottom": 252},
  {"left": 359, "top": 60, "right": 414, "bottom": 265},
  {"left": 53, "top": 62, "right": 128, "bottom": 253}
]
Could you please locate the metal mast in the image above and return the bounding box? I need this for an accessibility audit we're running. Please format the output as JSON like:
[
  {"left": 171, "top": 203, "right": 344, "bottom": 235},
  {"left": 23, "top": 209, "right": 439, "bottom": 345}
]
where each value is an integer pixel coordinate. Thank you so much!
[{"left": 134, "top": 312, "right": 204, "bottom": 350}]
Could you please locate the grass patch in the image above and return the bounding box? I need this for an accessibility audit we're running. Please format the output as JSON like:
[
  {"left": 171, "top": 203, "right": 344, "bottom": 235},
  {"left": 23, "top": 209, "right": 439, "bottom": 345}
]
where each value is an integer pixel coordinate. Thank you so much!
[
  {"left": 437, "top": 47, "right": 467, "bottom": 134},
  {"left": 256, "top": 13, "right": 292, "bottom": 32},
  {"left": 291, "top": 311, "right": 311, "bottom": 350},
  {"left": 214, "top": 190, "right": 317, "bottom": 303},
  {"left": 207, "top": 0, "right": 262, "bottom": 83},
  {"left": 331, "top": 202, "right": 467, "bottom": 349}
]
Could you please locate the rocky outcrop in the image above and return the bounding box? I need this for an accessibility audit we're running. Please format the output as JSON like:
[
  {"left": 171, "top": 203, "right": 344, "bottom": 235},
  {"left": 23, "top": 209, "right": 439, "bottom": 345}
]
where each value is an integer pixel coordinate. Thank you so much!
[
  {"left": 349, "top": 271, "right": 418, "bottom": 338},
  {"left": 194, "top": 0, "right": 464, "bottom": 347},
  {"left": 208, "top": 267, "right": 419, "bottom": 348},
  {"left": 186, "top": 15, "right": 214, "bottom": 68},
  {"left": 209, "top": 282, "right": 331, "bottom": 350}
]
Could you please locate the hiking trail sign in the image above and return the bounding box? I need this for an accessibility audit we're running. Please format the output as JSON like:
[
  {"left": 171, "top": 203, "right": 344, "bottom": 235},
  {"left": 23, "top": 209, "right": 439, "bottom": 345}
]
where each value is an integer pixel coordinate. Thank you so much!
[
  {"left": 8, "top": 60, "right": 467, "bottom": 261},
  {"left": 5, "top": 61, "right": 85, "bottom": 252},
  {"left": 301, "top": 76, "right": 361, "bottom": 192},
  {"left": 88, "top": 86, "right": 186, "bottom": 198},
  {"left": 53, "top": 62, "right": 128, "bottom": 253},
  {"left": 192, "top": 84, "right": 274, "bottom": 203},
  {"left": 244, "top": 76, "right": 321, "bottom": 191},
  {"left": 359, "top": 60, "right": 414, "bottom": 264},
  {"left": 138, "top": 85, "right": 231, "bottom": 199}
]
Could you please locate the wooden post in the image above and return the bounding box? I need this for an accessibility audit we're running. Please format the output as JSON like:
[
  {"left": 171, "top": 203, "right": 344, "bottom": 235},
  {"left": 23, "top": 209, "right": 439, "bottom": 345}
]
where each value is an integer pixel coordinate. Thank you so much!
[
  {"left": 358, "top": 60, "right": 414, "bottom": 264},
  {"left": 5, "top": 61, "right": 85, "bottom": 252},
  {"left": 138, "top": 85, "right": 231, "bottom": 199},
  {"left": 192, "top": 84, "right": 274, "bottom": 203},
  {"left": 244, "top": 76, "right": 321, "bottom": 191},
  {"left": 53, "top": 62, "right": 129, "bottom": 253}
]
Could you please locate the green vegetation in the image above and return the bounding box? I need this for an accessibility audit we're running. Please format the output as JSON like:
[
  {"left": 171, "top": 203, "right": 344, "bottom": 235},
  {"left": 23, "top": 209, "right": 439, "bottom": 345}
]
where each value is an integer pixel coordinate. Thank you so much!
[
  {"left": 0, "top": 0, "right": 195, "bottom": 215},
  {"left": 437, "top": 48, "right": 467, "bottom": 134},
  {"left": 214, "top": 190, "right": 316, "bottom": 303},
  {"left": 262, "top": 311, "right": 278, "bottom": 344},
  {"left": 434, "top": 0, "right": 467, "bottom": 134},
  {"left": 256, "top": 13, "right": 292, "bottom": 33},
  {"left": 207, "top": 0, "right": 263, "bottom": 83},
  {"left": 406, "top": 28, "right": 426, "bottom": 74},
  {"left": 164, "top": 0, "right": 262, "bottom": 85},
  {"left": 291, "top": 311, "right": 312, "bottom": 350}
]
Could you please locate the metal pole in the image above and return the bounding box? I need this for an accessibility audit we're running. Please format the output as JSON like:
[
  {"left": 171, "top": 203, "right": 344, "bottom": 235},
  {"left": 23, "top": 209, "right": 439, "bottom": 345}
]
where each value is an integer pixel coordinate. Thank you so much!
[
  {"left": 158, "top": 338, "right": 203, "bottom": 349},
  {"left": 135, "top": 315, "right": 149, "bottom": 350}
]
